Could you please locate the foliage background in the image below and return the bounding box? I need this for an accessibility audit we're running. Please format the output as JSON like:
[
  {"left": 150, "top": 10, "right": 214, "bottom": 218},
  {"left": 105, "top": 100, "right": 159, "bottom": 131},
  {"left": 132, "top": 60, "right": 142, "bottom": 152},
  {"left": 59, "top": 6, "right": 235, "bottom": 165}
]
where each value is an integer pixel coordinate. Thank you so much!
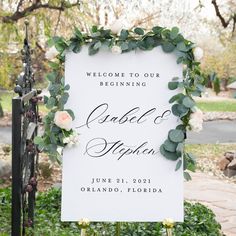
[{"left": 0, "top": 0, "right": 236, "bottom": 90}]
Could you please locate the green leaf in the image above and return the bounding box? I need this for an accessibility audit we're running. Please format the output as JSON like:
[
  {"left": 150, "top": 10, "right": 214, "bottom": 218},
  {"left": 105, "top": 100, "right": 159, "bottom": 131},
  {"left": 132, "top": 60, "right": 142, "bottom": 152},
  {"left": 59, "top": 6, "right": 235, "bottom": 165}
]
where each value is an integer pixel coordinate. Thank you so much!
[
  {"left": 174, "top": 104, "right": 189, "bottom": 117},
  {"left": 128, "top": 40, "right": 137, "bottom": 50},
  {"left": 152, "top": 26, "right": 163, "bottom": 34},
  {"left": 172, "top": 104, "right": 181, "bottom": 116},
  {"left": 88, "top": 43, "right": 99, "bottom": 55},
  {"left": 91, "top": 25, "right": 98, "bottom": 33},
  {"left": 134, "top": 27, "right": 144, "bottom": 35},
  {"left": 138, "top": 40, "right": 148, "bottom": 50},
  {"left": 183, "top": 97, "right": 195, "bottom": 108},
  {"left": 175, "top": 159, "right": 182, "bottom": 171},
  {"left": 177, "top": 42, "right": 188, "bottom": 52},
  {"left": 91, "top": 32, "right": 101, "bottom": 38},
  {"left": 120, "top": 42, "right": 129, "bottom": 50},
  {"left": 174, "top": 34, "right": 184, "bottom": 43},
  {"left": 64, "top": 84, "right": 70, "bottom": 90},
  {"left": 164, "top": 139, "right": 177, "bottom": 152},
  {"left": 162, "top": 42, "right": 175, "bottom": 53},
  {"left": 184, "top": 171, "right": 192, "bottom": 181},
  {"left": 74, "top": 27, "right": 83, "bottom": 39},
  {"left": 119, "top": 29, "right": 129, "bottom": 40},
  {"left": 172, "top": 76, "right": 180, "bottom": 81},
  {"left": 60, "top": 93, "right": 69, "bottom": 105},
  {"left": 44, "top": 96, "right": 48, "bottom": 104},
  {"left": 160, "top": 145, "right": 179, "bottom": 161},
  {"left": 168, "top": 81, "right": 179, "bottom": 90},
  {"left": 176, "top": 124, "right": 186, "bottom": 131},
  {"left": 144, "top": 37, "right": 155, "bottom": 49},
  {"left": 46, "top": 72, "right": 57, "bottom": 82},
  {"left": 196, "top": 84, "right": 205, "bottom": 92},
  {"left": 34, "top": 136, "right": 43, "bottom": 145},
  {"left": 46, "top": 97, "right": 56, "bottom": 109},
  {"left": 72, "top": 43, "right": 81, "bottom": 53},
  {"left": 168, "top": 129, "right": 185, "bottom": 143},
  {"left": 48, "top": 61, "right": 59, "bottom": 70},
  {"left": 93, "top": 41, "right": 102, "bottom": 50},
  {"left": 177, "top": 56, "right": 184, "bottom": 64},
  {"left": 169, "top": 93, "right": 185, "bottom": 103},
  {"left": 170, "top": 27, "right": 179, "bottom": 40}
]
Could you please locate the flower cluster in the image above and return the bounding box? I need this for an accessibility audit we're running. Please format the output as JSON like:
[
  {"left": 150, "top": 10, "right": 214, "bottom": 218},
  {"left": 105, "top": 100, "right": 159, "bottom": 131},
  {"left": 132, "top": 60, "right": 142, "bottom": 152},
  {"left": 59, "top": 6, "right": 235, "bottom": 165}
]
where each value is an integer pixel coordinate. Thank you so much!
[
  {"left": 162, "top": 218, "right": 175, "bottom": 228},
  {"left": 63, "top": 132, "right": 79, "bottom": 148},
  {"left": 45, "top": 45, "right": 59, "bottom": 61},
  {"left": 189, "top": 107, "right": 204, "bottom": 132},
  {"left": 78, "top": 218, "right": 90, "bottom": 228}
]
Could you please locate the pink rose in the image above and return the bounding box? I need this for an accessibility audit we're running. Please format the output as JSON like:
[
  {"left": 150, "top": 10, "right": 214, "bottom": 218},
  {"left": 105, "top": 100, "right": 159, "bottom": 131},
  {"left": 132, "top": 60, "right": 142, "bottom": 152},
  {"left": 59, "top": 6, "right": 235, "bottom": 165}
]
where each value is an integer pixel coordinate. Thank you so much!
[{"left": 54, "top": 111, "right": 72, "bottom": 131}]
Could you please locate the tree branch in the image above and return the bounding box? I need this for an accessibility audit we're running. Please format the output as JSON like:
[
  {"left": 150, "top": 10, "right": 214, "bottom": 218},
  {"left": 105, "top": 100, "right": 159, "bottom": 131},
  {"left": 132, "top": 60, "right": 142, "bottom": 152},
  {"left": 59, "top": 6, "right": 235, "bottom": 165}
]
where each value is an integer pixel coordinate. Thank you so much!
[
  {"left": 2, "top": 1, "right": 80, "bottom": 23},
  {"left": 211, "top": 0, "right": 232, "bottom": 28}
]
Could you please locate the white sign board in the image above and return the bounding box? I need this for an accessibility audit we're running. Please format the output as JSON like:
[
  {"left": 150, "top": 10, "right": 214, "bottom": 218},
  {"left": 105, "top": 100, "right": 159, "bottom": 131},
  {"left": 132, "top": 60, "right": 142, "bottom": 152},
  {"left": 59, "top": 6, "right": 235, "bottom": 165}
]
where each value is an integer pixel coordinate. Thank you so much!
[{"left": 62, "top": 47, "right": 183, "bottom": 222}]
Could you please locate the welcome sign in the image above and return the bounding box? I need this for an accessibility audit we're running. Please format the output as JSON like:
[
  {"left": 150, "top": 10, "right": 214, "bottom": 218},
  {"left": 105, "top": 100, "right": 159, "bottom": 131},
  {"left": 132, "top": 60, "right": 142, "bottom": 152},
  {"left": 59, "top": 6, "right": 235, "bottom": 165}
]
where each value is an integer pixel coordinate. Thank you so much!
[{"left": 61, "top": 46, "right": 183, "bottom": 222}]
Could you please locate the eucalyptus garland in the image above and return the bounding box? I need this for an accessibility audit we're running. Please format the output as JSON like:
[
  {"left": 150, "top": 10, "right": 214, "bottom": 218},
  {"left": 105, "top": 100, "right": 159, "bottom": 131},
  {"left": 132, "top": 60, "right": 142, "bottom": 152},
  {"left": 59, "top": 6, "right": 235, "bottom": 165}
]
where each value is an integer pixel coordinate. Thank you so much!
[{"left": 34, "top": 25, "right": 205, "bottom": 181}]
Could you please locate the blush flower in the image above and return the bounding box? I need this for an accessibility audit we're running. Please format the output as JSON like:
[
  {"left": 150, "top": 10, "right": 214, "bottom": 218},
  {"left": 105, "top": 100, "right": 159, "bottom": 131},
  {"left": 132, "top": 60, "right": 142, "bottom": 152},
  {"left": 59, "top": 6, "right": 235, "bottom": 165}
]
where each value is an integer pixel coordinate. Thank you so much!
[
  {"left": 189, "top": 107, "right": 203, "bottom": 132},
  {"left": 63, "top": 132, "right": 79, "bottom": 147},
  {"left": 111, "top": 45, "right": 122, "bottom": 54},
  {"left": 45, "top": 46, "right": 59, "bottom": 61},
  {"left": 193, "top": 47, "right": 204, "bottom": 61},
  {"left": 109, "top": 19, "right": 124, "bottom": 34},
  {"left": 54, "top": 111, "right": 72, "bottom": 131}
]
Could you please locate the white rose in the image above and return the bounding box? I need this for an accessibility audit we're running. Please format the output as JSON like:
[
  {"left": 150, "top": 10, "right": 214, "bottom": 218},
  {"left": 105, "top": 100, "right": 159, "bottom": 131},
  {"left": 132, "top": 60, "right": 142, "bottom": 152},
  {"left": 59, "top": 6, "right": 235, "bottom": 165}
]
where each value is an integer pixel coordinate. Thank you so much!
[
  {"left": 70, "top": 132, "right": 79, "bottom": 143},
  {"left": 57, "top": 146, "right": 63, "bottom": 155},
  {"left": 109, "top": 19, "right": 124, "bottom": 34},
  {"left": 193, "top": 47, "right": 204, "bottom": 61},
  {"left": 111, "top": 45, "right": 122, "bottom": 54},
  {"left": 54, "top": 111, "right": 72, "bottom": 131},
  {"left": 56, "top": 95, "right": 61, "bottom": 101},
  {"left": 63, "top": 132, "right": 79, "bottom": 147},
  {"left": 45, "top": 46, "right": 59, "bottom": 61},
  {"left": 189, "top": 107, "right": 203, "bottom": 132},
  {"left": 63, "top": 137, "right": 70, "bottom": 144}
]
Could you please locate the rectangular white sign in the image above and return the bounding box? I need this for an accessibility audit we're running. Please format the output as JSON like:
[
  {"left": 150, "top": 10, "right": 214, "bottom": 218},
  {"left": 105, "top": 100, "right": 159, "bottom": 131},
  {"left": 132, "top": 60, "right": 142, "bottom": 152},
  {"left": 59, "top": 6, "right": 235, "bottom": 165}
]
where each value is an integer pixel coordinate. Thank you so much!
[{"left": 62, "top": 47, "right": 183, "bottom": 222}]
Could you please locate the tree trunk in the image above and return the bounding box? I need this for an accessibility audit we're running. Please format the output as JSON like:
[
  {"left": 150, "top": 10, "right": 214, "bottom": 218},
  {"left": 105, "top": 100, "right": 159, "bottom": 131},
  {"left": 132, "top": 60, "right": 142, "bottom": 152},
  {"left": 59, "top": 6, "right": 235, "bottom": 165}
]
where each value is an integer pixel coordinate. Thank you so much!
[{"left": 0, "top": 102, "right": 4, "bottom": 118}]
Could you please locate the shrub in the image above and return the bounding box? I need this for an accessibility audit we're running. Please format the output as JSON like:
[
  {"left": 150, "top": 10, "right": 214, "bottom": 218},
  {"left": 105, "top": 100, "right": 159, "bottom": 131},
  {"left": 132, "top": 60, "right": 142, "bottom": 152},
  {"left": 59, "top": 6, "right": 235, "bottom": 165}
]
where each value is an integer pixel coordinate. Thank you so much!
[{"left": 0, "top": 188, "right": 222, "bottom": 235}]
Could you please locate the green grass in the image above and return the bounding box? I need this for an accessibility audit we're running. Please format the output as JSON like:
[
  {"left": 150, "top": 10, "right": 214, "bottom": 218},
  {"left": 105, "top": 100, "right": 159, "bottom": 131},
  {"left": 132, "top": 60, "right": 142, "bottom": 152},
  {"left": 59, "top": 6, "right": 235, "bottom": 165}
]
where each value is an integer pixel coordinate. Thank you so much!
[
  {"left": 196, "top": 100, "right": 236, "bottom": 112},
  {"left": 0, "top": 91, "right": 47, "bottom": 113},
  {"left": 186, "top": 143, "right": 236, "bottom": 159},
  {"left": 0, "top": 92, "right": 14, "bottom": 112}
]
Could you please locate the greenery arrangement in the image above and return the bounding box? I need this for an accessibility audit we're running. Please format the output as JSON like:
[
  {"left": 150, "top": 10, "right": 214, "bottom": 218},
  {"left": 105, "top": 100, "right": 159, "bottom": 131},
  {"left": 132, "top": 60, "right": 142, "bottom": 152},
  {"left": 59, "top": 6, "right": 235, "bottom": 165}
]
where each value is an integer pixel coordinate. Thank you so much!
[
  {"left": 0, "top": 187, "right": 222, "bottom": 235},
  {"left": 34, "top": 25, "right": 205, "bottom": 179}
]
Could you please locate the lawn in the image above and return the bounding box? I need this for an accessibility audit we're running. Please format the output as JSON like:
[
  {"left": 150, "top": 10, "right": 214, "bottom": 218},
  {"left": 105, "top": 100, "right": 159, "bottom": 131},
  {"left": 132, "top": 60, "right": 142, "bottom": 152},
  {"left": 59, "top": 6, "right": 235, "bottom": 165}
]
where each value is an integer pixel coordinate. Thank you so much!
[
  {"left": 0, "top": 92, "right": 47, "bottom": 113},
  {"left": 0, "top": 92, "right": 14, "bottom": 112},
  {"left": 186, "top": 143, "right": 236, "bottom": 158},
  {"left": 196, "top": 100, "right": 236, "bottom": 112}
]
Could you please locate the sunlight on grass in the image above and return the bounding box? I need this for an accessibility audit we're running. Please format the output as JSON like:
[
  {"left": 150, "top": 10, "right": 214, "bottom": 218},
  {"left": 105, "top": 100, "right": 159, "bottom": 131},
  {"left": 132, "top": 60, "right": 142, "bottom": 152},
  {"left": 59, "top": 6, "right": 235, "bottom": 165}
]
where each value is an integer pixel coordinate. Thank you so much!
[
  {"left": 0, "top": 92, "right": 48, "bottom": 113},
  {"left": 186, "top": 143, "right": 236, "bottom": 160},
  {"left": 196, "top": 101, "right": 236, "bottom": 112},
  {"left": 0, "top": 92, "right": 14, "bottom": 112}
]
